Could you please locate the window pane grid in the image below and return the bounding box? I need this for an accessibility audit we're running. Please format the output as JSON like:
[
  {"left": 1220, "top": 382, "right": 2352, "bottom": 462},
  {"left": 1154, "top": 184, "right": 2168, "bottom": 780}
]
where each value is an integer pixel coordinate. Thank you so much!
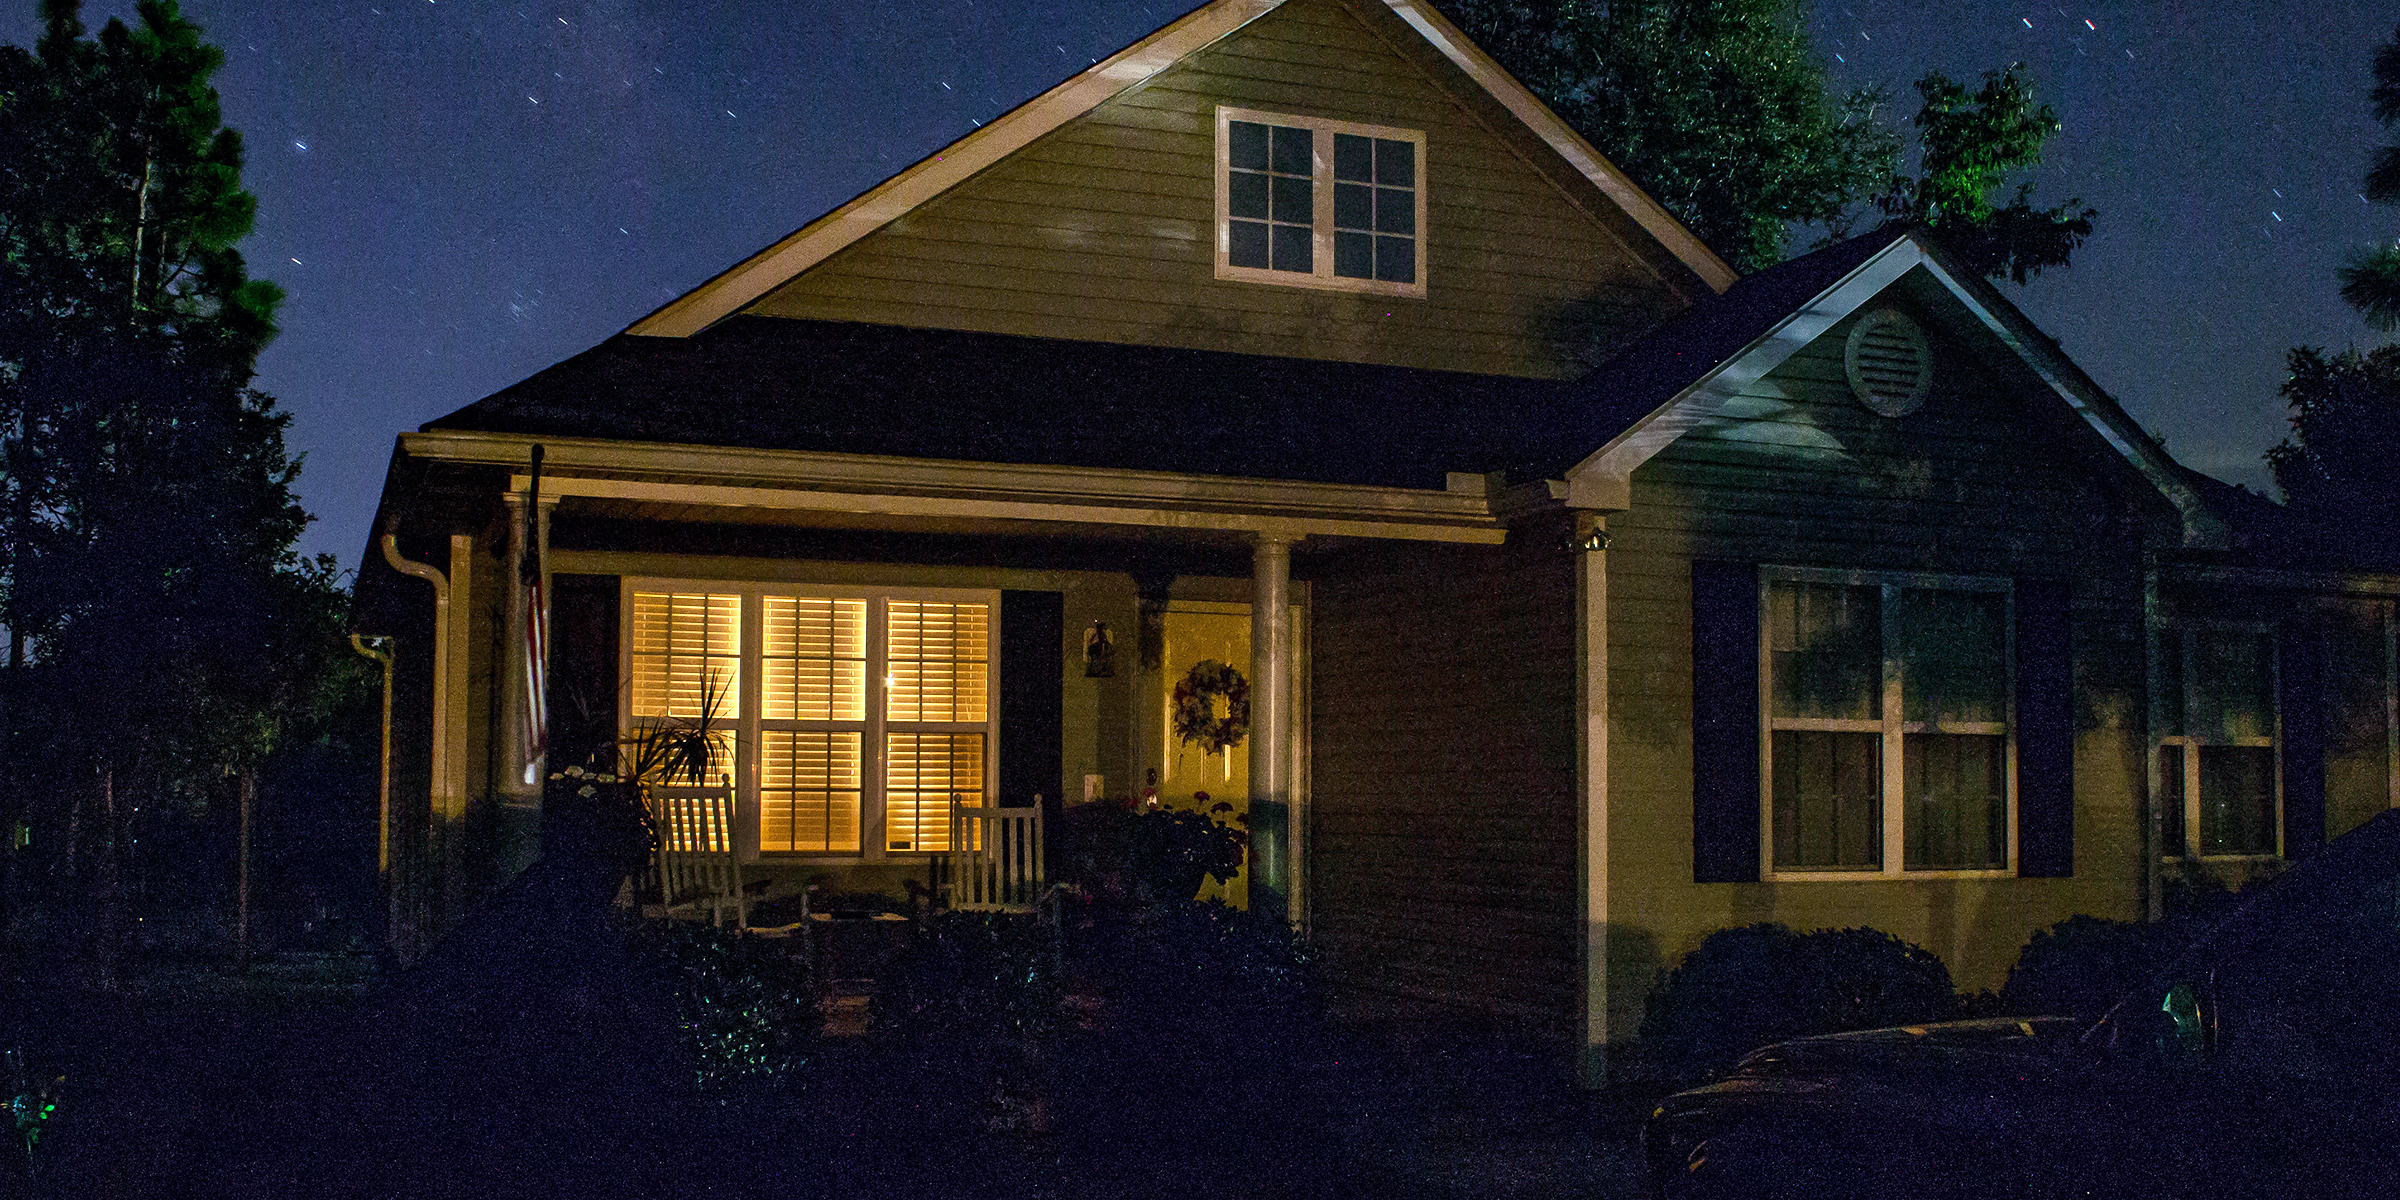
[
  {"left": 1222, "top": 109, "right": 1422, "bottom": 293},
  {"left": 1227, "top": 119, "right": 1313, "bottom": 273},
  {"left": 1765, "top": 577, "right": 2012, "bottom": 876},
  {"left": 2162, "top": 626, "right": 2282, "bottom": 859},
  {"left": 888, "top": 601, "right": 989, "bottom": 723},
  {"left": 885, "top": 733, "right": 985, "bottom": 853},
  {"left": 763, "top": 596, "right": 866, "bottom": 721},
  {"left": 760, "top": 731, "right": 862, "bottom": 853},
  {"left": 628, "top": 592, "right": 741, "bottom": 719}
]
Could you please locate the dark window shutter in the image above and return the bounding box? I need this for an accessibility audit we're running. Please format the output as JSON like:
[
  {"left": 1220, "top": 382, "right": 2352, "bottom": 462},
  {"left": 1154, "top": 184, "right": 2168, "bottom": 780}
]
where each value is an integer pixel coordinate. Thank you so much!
[
  {"left": 1691, "top": 560, "right": 1761, "bottom": 883},
  {"left": 2014, "top": 577, "right": 2074, "bottom": 877},
  {"left": 2278, "top": 624, "right": 2327, "bottom": 860},
  {"left": 546, "top": 574, "right": 620, "bottom": 775},
  {"left": 999, "top": 591, "right": 1064, "bottom": 825}
]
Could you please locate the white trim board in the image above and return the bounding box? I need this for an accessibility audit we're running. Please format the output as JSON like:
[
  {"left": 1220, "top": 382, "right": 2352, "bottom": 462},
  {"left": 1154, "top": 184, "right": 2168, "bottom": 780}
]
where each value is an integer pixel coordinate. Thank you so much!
[
  {"left": 1563, "top": 232, "right": 2225, "bottom": 550},
  {"left": 624, "top": 0, "right": 1732, "bottom": 339},
  {"left": 398, "top": 429, "right": 1507, "bottom": 544}
]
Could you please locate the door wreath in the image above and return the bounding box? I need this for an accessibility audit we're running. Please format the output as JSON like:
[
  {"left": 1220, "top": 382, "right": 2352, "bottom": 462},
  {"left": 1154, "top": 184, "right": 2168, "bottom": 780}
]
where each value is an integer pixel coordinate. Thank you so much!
[{"left": 1170, "top": 660, "right": 1251, "bottom": 755}]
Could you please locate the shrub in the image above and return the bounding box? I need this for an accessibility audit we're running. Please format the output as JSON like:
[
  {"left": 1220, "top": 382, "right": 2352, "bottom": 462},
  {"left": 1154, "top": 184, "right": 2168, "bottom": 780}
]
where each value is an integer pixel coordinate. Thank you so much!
[
  {"left": 1999, "top": 915, "right": 2161, "bottom": 1021},
  {"left": 1127, "top": 898, "right": 1319, "bottom": 1020},
  {"left": 631, "top": 922, "right": 816, "bottom": 1098},
  {"left": 1638, "top": 924, "right": 1957, "bottom": 1084},
  {"left": 875, "top": 910, "right": 1061, "bottom": 1044},
  {"left": 1057, "top": 802, "right": 1247, "bottom": 905}
]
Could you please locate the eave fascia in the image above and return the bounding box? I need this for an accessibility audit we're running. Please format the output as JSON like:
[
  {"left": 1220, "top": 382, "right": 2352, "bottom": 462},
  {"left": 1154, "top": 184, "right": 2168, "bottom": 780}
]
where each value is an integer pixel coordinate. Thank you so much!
[
  {"left": 1374, "top": 0, "right": 1734, "bottom": 294},
  {"left": 1564, "top": 237, "right": 1924, "bottom": 513},
  {"left": 397, "top": 430, "right": 1505, "bottom": 544},
  {"left": 1911, "top": 242, "right": 2228, "bottom": 551},
  {"left": 623, "top": 0, "right": 1284, "bottom": 339},
  {"left": 1561, "top": 232, "right": 2230, "bottom": 551},
  {"left": 624, "top": 0, "right": 1734, "bottom": 341},
  {"left": 2157, "top": 561, "right": 2400, "bottom": 598}
]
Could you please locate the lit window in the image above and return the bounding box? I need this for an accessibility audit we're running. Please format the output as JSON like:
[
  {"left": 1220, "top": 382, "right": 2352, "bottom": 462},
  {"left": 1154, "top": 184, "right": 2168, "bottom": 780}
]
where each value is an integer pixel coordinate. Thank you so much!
[
  {"left": 625, "top": 584, "right": 996, "bottom": 858},
  {"left": 1216, "top": 106, "right": 1425, "bottom": 297},
  {"left": 2159, "top": 626, "right": 2280, "bottom": 858},
  {"left": 1764, "top": 572, "right": 2013, "bottom": 876}
]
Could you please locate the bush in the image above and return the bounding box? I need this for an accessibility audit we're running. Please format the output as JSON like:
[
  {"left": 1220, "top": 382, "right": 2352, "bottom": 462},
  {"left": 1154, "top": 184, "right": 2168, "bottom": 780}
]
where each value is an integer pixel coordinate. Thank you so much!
[
  {"left": 631, "top": 922, "right": 816, "bottom": 1098},
  {"left": 1638, "top": 924, "right": 1957, "bottom": 1084},
  {"left": 875, "top": 910, "right": 1061, "bottom": 1044},
  {"left": 1057, "top": 802, "right": 1247, "bottom": 905},
  {"left": 1999, "top": 915, "right": 2161, "bottom": 1021}
]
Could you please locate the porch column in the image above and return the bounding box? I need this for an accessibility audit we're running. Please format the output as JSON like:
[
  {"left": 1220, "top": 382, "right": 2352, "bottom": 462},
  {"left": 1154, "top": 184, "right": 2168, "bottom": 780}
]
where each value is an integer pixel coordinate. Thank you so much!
[{"left": 1249, "top": 532, "right": 1297, "bottom": 923}]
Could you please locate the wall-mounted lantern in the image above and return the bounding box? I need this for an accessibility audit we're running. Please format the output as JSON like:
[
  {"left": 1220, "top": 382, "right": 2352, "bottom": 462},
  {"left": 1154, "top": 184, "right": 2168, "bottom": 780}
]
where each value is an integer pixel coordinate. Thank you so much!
[{"left": 1083, "top": 621, "right": 1117, "bottom": 678}]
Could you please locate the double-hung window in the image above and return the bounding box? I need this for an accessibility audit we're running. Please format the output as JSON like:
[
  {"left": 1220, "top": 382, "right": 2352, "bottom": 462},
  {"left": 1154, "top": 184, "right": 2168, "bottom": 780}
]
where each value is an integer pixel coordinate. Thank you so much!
[
  {"left": 2158, "top": 625, "right": 2280, "bottom": 858},
  {"left": 1763, "top": 571, "right": 2014, "bottom": 877},
  {"left": 1215, "top": 106, "right": 1426, "bottom": 297},
  {"left": 624, "top": 582, "right": 996, "bottom": 857}
]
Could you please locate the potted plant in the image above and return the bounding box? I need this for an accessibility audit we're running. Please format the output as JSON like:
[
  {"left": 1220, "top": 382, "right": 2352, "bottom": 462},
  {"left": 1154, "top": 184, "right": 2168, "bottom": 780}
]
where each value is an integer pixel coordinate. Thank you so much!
[{"left": 548, "top": 671, "right": 732, "bottom": 878}]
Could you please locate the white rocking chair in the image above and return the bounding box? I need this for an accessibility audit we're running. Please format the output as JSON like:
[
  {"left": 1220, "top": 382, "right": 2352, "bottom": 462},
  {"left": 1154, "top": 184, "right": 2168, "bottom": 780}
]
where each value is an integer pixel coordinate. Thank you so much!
[
  {"left": 652, "top": 780, "right": 745, "bottom": 928},
  {"left": 946, "top": 797, "right": 1046, "bottom": 913}
]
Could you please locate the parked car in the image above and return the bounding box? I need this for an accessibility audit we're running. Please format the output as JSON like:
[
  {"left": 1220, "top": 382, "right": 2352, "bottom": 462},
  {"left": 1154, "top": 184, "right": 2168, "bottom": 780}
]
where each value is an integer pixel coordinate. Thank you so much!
[{"left": 1644, "top": 808, "right": 2400, "bottom": 1199}]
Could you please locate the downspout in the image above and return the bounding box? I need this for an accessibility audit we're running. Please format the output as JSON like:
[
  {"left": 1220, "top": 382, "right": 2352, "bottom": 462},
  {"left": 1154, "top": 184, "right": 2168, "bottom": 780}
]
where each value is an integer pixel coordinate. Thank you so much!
[
  {"left": 380, "top": 523, "right": 449, "bottom": 955},
  {"left": 349, "top": 634, "right": 395, "bottom": 942}
]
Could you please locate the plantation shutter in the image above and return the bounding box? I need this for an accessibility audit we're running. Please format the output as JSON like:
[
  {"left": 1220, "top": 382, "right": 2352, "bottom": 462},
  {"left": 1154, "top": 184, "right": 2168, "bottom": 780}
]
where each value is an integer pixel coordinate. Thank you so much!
[
  {"left": 2278, "top": 623, "right": 2327, "bottom": 860},
  {"left": 626, "top": 590, "right": 741, "bottom": 722},
  {"left": 2014, "top": 577, "right": 2074, "bottom": 878},
  {"left": 759, "top": 597, "right": 867, "bottom": 853},
  {"left": 999, "top": 590, "right": 1064, "bottom": 825},
  {"left": 1691, "top": 560, "right": 1761, "bottom": 883},
  {"left": 882, "top": 599, "right": 990, "bottom": 853}
]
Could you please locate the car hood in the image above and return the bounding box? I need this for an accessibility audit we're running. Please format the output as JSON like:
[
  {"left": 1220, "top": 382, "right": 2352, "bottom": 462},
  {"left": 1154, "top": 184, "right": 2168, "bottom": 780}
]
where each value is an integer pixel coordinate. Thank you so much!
[
  {"left": 1655, "top": 1016, "right": 2090, "bottom": 1122},
  {"left": 1735, "top": 1015, "right": 2087, "bottom": 1076}
]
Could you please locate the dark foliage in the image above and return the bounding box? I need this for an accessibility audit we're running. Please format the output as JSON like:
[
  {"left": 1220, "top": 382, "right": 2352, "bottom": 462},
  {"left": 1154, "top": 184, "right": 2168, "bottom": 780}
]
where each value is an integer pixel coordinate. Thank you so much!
[
  {"left": 0, "top": 1, "right": 354, "bottom": 967},
  {"left": 875, "top": 909, "right": 1061, "bottom": 1044},
  {"left": 1638, "top": 923, "right": 1956, "bottom": 1083},
  {"left": 628, "top": 921, "right": 816, "bottom": 1099},
  {"left": 1877, "top": 65, "right": 2095, "bottom": 283},
  {"left": 1999, "top": 915, "right": 2164, "bottom": 1022},
  {"left": 2267, "top": 344, "right": 2400, "bottom": 560},
  {"left": 2340, "top": 24, "right": 2400, "bottom": 330},
  {"left": 1436, "top": 0, "right": 1895, "bottom": 273},
  {"left": 1056, "top": 801, "right": 1247, "bottom": 905}
]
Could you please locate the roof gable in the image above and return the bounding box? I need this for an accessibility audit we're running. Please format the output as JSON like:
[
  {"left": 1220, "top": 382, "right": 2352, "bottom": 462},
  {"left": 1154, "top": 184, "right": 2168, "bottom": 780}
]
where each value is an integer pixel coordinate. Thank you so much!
[
  {"left": 625, "top": 0, "right": 1732, "bottom": 347},
  {"left": 1558, "top": 229, "right": 2226, "bottom": 549}
]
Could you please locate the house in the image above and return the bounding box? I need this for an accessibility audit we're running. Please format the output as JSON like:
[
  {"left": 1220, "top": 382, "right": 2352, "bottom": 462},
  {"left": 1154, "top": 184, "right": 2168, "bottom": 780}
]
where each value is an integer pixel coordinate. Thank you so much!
[{"left": 354, "top": 0, "right": 2400, "bottom": 1081}]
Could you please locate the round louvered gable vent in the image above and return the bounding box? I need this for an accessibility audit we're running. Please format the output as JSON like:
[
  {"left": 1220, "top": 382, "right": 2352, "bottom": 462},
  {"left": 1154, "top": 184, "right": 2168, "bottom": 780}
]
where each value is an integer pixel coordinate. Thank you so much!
[{"left": 1844, "top": 308, "right": 1932, "bottom": 417}]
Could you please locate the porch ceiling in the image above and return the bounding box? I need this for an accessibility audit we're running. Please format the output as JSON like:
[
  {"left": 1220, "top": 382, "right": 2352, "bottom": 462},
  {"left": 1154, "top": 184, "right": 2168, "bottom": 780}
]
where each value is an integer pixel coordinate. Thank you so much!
[{"left": 400, "top": 430, "right": 1511, "bottom": 546}]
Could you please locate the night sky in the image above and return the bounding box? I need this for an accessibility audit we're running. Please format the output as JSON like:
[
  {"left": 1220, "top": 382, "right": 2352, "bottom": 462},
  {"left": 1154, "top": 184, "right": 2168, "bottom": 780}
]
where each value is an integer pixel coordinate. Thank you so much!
[{"left": 8, "top": 1, "right": 2395, "bottom": 570}]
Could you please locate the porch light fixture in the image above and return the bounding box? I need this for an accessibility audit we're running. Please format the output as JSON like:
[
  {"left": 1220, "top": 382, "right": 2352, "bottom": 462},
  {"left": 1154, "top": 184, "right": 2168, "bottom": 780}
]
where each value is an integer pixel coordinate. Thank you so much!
[
  {"left": 1576, "top": 528, "right": 1610, "bottom": 553},
  {"left": 1083, "top": 621, "right": 1117, "bottom": 678}
]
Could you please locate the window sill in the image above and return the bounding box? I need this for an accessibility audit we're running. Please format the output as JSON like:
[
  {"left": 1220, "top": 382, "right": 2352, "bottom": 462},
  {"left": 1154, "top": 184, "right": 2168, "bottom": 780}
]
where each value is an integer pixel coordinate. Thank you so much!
[{"left": 1765, "top": 868, "right": 2017, "bottom": 883}]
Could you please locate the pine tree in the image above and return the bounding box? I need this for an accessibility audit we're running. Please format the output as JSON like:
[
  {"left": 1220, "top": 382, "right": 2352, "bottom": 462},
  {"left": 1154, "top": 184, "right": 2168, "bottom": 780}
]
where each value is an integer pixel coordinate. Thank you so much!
[
  {"left": 2337, "top": 27, "right": 2400, "bottom": 331},
  {"left": 0, "top": 1, "right": 345, "bottom": 969}
]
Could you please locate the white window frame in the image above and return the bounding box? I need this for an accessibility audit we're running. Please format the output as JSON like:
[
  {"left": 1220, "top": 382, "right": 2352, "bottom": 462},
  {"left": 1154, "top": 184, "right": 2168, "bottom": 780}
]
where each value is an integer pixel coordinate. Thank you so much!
[
  {"left": 1759, "top": 566, "right": 2018, "bottom": 881},
  {"left": 2157, "top": 621, "right": 2283, "bottom": 861},
  {"left": 620, "top": 578, "right": 1000, "bottom": 863},
  {"left": 1213, "top": 105, "right": 1428, "bottom": 298}
]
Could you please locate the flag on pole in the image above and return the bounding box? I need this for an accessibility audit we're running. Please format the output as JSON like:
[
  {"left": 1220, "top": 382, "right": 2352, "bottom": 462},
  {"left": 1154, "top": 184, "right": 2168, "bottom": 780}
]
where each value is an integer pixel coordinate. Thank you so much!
[{"left": 520, "top": 445, "right": 549, "bottom": 785}]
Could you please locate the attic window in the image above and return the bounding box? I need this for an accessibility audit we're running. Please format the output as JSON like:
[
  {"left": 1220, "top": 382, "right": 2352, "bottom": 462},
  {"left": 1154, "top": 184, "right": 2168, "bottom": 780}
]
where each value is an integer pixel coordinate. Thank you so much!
[
  {"left": 1215, "top": 106, "right": 1427, "bottom": 298},
  {"left": 1844, "top": 308, "right": 1932, "bottom": 417}
]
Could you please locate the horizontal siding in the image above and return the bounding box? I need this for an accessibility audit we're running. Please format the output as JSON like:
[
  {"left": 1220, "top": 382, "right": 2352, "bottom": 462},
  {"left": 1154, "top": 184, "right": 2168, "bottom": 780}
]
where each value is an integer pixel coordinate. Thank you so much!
[
  {"left": 1598, "top": 282, "right": 2158, "bottom": 1052},
  {"left": 1310, "top": 509, "right": 1580, "bottom": 1039},
  {"left": 747, "top": 0, "right": 1676, "bottom": 379}
]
